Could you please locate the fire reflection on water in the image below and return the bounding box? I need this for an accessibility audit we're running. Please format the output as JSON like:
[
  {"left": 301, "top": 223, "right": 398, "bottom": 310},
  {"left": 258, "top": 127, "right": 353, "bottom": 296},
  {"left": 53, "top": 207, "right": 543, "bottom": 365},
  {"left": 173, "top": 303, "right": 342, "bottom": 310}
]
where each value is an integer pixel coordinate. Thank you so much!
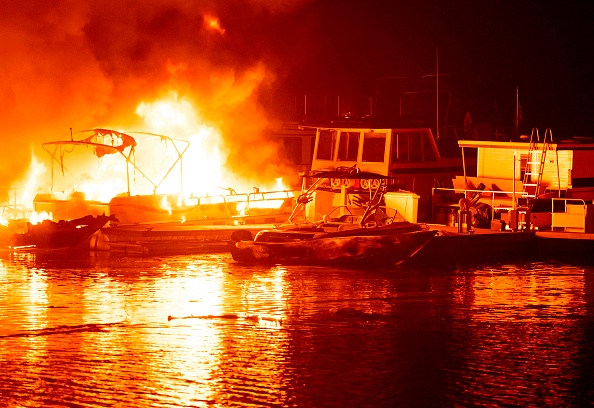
[
  {"left": 447, "top": 263, "right": 589, "bottom": 406},
  {"left": 0, "top": 254, "right": 593, "bottom": 406}
]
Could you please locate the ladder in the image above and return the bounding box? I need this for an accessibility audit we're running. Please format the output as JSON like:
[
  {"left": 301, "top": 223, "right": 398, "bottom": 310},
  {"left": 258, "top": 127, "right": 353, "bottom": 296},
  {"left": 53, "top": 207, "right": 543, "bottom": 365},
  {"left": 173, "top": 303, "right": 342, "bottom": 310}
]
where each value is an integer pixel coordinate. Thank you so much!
[{"left": 521, "top": 128, "right": 553, "bottom": 199}]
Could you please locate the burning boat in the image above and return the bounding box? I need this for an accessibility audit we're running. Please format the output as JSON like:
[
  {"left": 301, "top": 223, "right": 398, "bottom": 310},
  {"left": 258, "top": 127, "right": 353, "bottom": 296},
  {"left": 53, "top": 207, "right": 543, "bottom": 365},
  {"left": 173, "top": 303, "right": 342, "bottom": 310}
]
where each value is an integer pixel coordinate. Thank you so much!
[
  {"left": 229, "top": 167, "right": 437, "bottom": 266},
  {"left": 63, "top": 129, "right": 298, "bottom": 255},
  {"left": 98, "top": 190, "right": 296, "bottom": 256},
  {"left": 3, "top": 128, "right": 296, "bottom": 255},
  {"left": 10, "top": 214, "right": 115, "bottom": 250}
]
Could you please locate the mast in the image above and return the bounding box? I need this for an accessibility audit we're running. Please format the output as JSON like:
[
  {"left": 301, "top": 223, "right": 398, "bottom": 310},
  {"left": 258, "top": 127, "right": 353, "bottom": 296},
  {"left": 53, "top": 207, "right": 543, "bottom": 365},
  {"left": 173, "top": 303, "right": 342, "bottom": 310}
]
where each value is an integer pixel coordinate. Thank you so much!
[
  {"left": 436, "top": 46, "right": 439, "bottom": 140},
  {"left": 515, "top": 86, "right": 520, "bottom": 139}
]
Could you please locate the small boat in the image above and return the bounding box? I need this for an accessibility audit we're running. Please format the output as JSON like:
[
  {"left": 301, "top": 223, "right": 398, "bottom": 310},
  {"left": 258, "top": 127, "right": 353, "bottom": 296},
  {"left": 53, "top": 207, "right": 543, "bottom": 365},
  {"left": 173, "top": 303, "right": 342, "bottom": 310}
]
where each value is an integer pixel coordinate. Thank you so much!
[
  {"left": 229, "top": 168, "right": 437, "bottom": 266},
  {"left": 11, "top": 214, "right": 115, "bottom": 250}
]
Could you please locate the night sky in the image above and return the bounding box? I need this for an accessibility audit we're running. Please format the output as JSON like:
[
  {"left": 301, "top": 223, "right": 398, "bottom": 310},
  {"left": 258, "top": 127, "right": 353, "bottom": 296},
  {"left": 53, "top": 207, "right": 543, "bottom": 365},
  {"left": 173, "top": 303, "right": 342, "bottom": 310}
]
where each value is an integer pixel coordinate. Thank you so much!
[
  {"left": 1, "top": 0, "right": 593, "bottom": 190},
  {"left": 280, "top": 0, "right": 594, "bottom": 138}
]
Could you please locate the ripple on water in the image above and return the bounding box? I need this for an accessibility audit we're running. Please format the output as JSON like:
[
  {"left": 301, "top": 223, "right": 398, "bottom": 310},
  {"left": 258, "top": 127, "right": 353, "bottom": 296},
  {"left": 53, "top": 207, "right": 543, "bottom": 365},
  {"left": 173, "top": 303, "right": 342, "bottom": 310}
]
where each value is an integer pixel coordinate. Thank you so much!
[{"left": 1, "top": 254, "right": 593, "bottom": 406}]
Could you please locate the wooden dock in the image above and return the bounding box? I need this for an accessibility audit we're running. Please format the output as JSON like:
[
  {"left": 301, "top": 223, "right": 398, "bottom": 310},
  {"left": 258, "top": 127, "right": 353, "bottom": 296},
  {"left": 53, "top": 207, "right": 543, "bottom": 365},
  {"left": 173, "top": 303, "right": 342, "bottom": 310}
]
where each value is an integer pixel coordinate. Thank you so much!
[
  {"left": 404, "top": 224, "right": 537, "bottom": 266},
  {"left": 95, "top": 223, "right": 274, "bottom": 256}
]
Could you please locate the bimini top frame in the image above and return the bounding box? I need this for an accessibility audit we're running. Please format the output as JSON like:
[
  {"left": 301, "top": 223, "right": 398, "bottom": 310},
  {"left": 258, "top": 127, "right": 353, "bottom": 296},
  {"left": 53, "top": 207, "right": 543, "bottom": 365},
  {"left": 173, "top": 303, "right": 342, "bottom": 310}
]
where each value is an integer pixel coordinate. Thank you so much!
[{"left": 42, "top": 128, "right": 190, "bottom": 197}]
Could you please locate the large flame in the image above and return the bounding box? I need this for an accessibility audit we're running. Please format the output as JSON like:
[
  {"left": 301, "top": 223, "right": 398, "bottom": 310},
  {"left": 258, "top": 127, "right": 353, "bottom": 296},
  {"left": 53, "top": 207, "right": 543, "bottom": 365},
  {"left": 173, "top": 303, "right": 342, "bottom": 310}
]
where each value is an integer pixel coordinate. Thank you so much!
[
  {"left": 2, "top": 90, "right": 296, "bottom": 225},
  {"left": 0, "top": 6, "right": 303, "bottom": 226}
]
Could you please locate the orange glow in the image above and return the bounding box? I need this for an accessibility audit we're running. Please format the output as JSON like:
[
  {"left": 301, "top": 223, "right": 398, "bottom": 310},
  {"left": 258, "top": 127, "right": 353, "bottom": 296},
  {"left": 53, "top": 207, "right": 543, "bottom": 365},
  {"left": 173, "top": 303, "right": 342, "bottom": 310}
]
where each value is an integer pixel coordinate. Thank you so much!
[
  {"left": 16, "top": 153, "right": 47, "bottom": 213},
  {"left": 204, "top": 14, "right": 225, "bottom": 35},
  {"left": 3, "top": 85, "right": 296, "bottom": 226},
  {"left": 29, "top": 211, "right": 53, "bottom": 225},
  {"left": 135, "top": 92, "right": 228, "bottom": 196}
]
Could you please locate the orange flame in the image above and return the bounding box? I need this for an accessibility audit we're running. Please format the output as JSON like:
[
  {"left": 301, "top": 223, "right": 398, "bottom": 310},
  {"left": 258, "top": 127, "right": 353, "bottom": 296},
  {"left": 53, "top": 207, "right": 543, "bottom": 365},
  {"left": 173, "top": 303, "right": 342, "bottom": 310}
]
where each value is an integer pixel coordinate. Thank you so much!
[
  {"left": 204, "top": 14, "right": 225, "bottom": 35},
  {"left": 3, "top": 90, "right": 296, "bottom": 226}
]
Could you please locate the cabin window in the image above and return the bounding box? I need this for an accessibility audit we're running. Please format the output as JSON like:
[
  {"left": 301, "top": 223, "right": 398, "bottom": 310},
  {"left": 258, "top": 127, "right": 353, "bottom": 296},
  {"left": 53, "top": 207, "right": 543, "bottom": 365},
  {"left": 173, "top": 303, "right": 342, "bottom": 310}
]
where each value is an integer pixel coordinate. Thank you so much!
[
  {"left": 410, "top": 133, "right": 424, "bottom": 162},
  {"left": 391, "top": 132, "right": 437, "bottom": 162},
  {"left": 337, "top": 131, "right": 360, "bottom": 161},
  {"left": 393, "top": 133, "right": 410, "bottom": 162},
  {"left": 362, "top": 132, "right": 386, "bottom": 163},
  {"left": 316, "top": 130, "right": 337, "bottom": 160}
]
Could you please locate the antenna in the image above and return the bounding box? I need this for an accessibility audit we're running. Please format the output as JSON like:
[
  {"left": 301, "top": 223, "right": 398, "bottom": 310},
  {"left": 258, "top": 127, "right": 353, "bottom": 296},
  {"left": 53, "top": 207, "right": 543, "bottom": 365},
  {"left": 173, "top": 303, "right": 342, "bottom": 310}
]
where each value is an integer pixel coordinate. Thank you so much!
[{"left": 436, "top": 46, "right": 439, "bottom": 140}]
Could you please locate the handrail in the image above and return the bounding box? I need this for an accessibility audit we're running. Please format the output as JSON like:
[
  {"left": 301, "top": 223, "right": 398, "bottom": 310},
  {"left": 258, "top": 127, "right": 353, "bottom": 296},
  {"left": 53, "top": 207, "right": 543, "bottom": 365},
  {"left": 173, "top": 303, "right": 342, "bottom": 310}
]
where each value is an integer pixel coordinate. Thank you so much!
[
  {"left": 432, "top": 186, "right": 521, "bottom": 211},
  {"left": 550, "top": 198, "right": 587, "bottom": 212},
  {"left": 550, "top": 198, "right": 588, "bottom": 232}
]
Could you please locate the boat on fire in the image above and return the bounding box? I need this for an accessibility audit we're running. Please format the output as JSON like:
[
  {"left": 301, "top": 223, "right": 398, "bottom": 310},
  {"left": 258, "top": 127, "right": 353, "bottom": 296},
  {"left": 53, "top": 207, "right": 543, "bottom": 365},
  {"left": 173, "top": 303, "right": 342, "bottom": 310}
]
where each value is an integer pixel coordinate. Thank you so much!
[
  {"left": 229, "top": 167, "right": 437, "bottom": 266},
  {"left": 9, "top": 214, "right": 115, "bottom": 250},
  {"left": 28, "top": 128, "right": 296, "bottom": 255}
]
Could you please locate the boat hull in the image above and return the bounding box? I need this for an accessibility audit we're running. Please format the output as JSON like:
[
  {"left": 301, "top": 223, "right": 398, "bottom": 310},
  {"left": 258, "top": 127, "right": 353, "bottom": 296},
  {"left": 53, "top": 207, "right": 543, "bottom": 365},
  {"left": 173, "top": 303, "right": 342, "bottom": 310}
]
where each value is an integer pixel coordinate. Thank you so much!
[
  {"left": 10, "top": 215, "right": 113, "bottom": 250},
  {"left": 98, "top": 224, "right": 273, "bottom": 256},
  {"left": 230, "top": 230, "right": 437, "bottom": 267}
]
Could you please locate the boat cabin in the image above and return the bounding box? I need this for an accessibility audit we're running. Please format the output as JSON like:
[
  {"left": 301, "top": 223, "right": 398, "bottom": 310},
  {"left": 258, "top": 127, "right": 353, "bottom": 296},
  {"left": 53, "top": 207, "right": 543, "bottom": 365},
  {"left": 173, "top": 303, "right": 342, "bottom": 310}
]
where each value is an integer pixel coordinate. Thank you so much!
[
  {"left": 306, "top": 126, "right": 467, "bottom": 221},
  {"left": 455, "top": 136, "right": 594, "bottom": 201}
]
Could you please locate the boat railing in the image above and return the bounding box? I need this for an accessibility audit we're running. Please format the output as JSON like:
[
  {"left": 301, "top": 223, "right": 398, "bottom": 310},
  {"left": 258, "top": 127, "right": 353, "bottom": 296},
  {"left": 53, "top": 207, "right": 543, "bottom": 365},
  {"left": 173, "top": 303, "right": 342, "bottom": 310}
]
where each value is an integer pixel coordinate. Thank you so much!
[
  {"left": 1, "top": 204, "right": 30, "bottom": 222},
  {"left": 220, "top": 191, "right": 295, "bottom": 218},
  {"left": 247, "top": 190, "right": 294, "bottom": 202},
  {"left": 432, "top": 187, "right": 520, "bottom": 211},
  {"left": 550, "top": 198, "right": 590, "bottom": 232}
]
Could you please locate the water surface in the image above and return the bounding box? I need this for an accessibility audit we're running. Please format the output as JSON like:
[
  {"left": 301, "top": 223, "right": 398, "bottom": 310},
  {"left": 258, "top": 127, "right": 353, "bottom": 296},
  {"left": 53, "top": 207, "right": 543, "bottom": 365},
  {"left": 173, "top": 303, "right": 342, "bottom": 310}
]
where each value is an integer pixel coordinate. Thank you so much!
[{"left": 1, "top": 251, "right": 593, "bottom": 407}]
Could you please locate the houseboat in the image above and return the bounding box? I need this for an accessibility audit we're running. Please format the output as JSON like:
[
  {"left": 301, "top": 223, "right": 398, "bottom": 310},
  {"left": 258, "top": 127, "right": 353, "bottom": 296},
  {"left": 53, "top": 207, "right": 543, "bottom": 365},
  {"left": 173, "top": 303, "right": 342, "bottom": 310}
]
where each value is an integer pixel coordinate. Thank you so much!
[{"left": 429, "top": 128, "right": 594, "bottom": 260}]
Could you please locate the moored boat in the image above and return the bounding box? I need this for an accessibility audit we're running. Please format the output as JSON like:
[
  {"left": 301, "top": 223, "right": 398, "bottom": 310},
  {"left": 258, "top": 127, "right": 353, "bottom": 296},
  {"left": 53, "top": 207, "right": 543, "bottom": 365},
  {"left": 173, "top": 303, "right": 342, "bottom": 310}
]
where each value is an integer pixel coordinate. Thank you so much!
[
  {"left": 10, "top": 214, "right": 115, "bottom": 250},
  {"left": 422, "top": 128, "right": 594, "bottom": 263},
  {"left": 229, "top": 167, "right": 437, "bottom": 266},
  {"left": 303, "top": 125, "right": 470, "bottom": 221}
]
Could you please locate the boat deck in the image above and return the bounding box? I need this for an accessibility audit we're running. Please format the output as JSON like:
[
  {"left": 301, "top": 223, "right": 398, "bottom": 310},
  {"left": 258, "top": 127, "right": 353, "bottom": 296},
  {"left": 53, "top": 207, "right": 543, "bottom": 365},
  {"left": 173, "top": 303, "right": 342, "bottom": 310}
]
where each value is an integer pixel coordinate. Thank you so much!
[{"left": 405, "top": 224, "right": 538, "bottom": 265}]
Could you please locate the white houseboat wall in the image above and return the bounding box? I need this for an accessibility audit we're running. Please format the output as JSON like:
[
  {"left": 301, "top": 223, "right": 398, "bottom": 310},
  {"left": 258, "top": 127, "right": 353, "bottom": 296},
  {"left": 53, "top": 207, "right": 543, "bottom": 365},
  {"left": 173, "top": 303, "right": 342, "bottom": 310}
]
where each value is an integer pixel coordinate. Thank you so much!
[{"left": 432, "top": 129, "right": 594, "bottom": 232}]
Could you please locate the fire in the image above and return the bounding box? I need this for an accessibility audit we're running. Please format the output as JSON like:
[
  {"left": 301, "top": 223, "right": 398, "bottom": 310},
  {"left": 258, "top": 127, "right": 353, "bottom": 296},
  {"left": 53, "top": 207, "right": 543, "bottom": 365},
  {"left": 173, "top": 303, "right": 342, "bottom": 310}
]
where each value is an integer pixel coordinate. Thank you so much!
[
  {"left": 3, "top": 91, "right": 296, "bottom": 227},
  {"left": 29, "top": 211, "right": 53, "bottom": 225},
  {"left": 136, "top": 92, "right": 227, "bottom": 196},
  {"left": 204, "top": 14, "right": 225, "bottom": 35},
  {"left": 17, "top": 152, "right": 46, "bottom": 212}
]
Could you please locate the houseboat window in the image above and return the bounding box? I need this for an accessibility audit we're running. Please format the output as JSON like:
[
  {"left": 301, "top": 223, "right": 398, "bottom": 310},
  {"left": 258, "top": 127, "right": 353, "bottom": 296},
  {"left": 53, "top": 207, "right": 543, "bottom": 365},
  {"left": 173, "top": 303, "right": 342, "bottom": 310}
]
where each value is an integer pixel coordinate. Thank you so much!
[
  {"left": 362, "top": 132, "right": 386, "bottom": 163},
  {"left": 393, "top": 133, "right": 409, "bottom": 162},
  {"left": 316, "top": 130, "right": 337, "bottom": 160},
  {"left": 391, "top": 132, "right": 437, "bottom": 162},
  {"left": 410, "top": 133, "right": 424, "bottom": 162},
  {"left": 337, "top": 131, "right": 360, "bottom": 161}
]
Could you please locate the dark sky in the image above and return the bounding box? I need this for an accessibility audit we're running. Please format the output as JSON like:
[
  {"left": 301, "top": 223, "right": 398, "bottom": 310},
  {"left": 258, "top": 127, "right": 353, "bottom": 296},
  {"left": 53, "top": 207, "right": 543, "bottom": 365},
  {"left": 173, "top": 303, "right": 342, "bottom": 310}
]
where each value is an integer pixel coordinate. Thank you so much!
[
  {"left": 277, "top": 0, "right": 594, "bottom": 138},
  {"left": 0, "top": 0, "right": 593, "bottom": 190}
]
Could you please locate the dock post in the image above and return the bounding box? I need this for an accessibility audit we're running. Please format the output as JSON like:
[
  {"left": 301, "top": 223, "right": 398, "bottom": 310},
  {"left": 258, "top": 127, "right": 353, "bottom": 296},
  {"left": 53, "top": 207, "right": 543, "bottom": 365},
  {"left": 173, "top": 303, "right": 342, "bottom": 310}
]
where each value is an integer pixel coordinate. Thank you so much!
[
  {"left": 509, "top": 209, "right": 519, "bottom": 231},
  {"left": 458, "top": 210, "right": 472, "bottom": 233}
]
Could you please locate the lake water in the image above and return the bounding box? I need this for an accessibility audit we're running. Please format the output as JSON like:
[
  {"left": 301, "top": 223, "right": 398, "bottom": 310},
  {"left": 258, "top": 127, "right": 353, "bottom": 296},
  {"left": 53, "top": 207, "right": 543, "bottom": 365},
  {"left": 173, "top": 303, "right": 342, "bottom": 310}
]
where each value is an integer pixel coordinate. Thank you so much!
[{"left": 1, "top": 250, "right": 593, "bottom": 407}]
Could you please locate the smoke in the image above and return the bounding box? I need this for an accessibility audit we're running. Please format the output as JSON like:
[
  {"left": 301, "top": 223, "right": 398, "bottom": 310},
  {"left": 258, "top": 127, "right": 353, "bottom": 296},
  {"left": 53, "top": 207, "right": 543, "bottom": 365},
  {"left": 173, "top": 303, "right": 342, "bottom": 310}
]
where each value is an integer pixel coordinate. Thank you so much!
[{"left": 0, "top": 0, "right": 315, "bottom": 202}]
